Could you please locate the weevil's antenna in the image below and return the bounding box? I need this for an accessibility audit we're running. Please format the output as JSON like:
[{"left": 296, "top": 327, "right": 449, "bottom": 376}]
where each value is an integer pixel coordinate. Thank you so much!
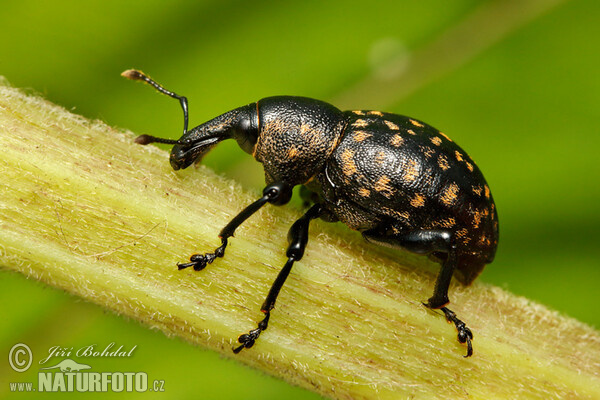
[
  {"left": 134, "top": 134, "right": 181, "bottom": 145},
  {"left": 121, "top": 69, "right": 189, "bottom": 141}
]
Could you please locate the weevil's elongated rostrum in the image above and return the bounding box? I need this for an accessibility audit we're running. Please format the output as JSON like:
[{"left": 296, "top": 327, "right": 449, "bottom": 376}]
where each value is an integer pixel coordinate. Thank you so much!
[{"left": 123, "top": 70, "right": 498, "bottom": 357}]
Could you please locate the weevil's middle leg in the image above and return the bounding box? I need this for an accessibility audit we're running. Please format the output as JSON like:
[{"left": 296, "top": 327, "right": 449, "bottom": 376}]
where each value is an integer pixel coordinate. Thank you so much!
[
  {"left": 178, "top": 182, "right": 291, "bottom": 271},
  {"left": 234, "top": 204, "right": 323, "bottom": 353}
]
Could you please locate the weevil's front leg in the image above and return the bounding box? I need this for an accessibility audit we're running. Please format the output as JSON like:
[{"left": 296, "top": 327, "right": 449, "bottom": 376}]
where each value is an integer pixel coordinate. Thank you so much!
[
  {"left": 177, "top": 182, "right": 291, "bottom": 271},
  {"left": 233, "top": 204, "right": 323, "bottom": 353}
]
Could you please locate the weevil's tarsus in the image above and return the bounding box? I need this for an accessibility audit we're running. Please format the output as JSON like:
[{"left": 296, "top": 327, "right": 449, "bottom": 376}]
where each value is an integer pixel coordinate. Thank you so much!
[
  {"left": 177, "top": 238, "right": 228, "bottom": 271},
  {"left": 441, "top": 307, "right": 473, "bottom": 357}
]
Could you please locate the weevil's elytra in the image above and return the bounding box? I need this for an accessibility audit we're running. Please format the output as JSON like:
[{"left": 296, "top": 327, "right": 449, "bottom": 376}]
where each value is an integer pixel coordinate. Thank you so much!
[{"left": 123, "top": 69, "right": 499, "bottom": 357}]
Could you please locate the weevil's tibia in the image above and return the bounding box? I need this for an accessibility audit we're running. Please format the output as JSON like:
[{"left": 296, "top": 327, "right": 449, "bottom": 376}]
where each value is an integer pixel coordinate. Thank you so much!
[
  {"left": 234, "top": 204, "right": 323, "bottom": 353},
  {"left": 177, "top": 182, "right": 292, "bottom": 271}
]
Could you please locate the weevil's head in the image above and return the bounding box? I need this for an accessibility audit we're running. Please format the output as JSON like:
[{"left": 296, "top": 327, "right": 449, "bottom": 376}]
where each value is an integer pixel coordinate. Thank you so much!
[
  {"left": 134, "top": 104, "right": 258, "bottom": 171},
  {"left": 124, "top": 69, "right": 256, "bottom": 171}
]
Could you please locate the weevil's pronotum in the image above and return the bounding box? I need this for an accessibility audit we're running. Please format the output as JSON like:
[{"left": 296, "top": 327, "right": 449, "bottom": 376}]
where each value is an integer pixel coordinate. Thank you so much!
[{"left": 123, "top": 69, "right": 499, "bottom": 357}]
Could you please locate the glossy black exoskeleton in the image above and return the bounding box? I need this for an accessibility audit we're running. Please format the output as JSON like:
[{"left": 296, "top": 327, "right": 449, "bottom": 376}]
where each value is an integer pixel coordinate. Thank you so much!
[{"left": 123, "top": 70, "right": 499, "bottom": 357}]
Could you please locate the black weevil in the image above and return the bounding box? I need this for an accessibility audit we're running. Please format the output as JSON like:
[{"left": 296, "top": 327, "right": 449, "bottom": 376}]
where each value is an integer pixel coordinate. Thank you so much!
[{"left": 123, "top": 69, "right": 498, "bottom": 357}]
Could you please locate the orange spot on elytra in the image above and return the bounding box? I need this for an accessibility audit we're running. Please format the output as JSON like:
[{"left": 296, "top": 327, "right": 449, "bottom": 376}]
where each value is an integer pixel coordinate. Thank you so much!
[
  {"left": 456, "top": 228, "right": 468, "bottom": 238},
  {"left": 431, "top": 217, "right": 456, "bottom": 228},
  {"left": 473, "top": 210, "right": 482, "bottom": 229},
  {"left": 410, "top": 193, "right": 425, "bottom": 207},
  {"left": 440, "top": 183, "right": 460, "bottom": 206},
  {"left": 439, "top": 132, "right": 452, "bottom": 141},
  {"left": 384, "top": 120, "right": 399, "bottom": 130},
  {"left": 438, "top": 155, "right": 450, "bottom": 171},
  {"left": 374, "top": 175, "right": 394, "bottom": 197},
  {"left": 352, "top": 119, "right": 369, "bottom": 128},
  {"left": 389, "top": 134, "right": 404, "bottom": 147},
  {"left": 353, "top": 130, "right": 372, "bottom": 142},
  {"left": 430, "top": 136, "right": 442, "bottom": 146},
  {"left": 421, "top": 146, "right": 435, "bottom": 158},
  {"left": 403, "top": 160, "right": 419, "bottom": 182}
]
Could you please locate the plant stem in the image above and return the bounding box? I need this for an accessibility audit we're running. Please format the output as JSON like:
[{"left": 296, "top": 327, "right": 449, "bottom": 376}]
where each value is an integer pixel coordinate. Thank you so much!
[{"left": 1, "top": 83, "right": 599, "bottom": 400}]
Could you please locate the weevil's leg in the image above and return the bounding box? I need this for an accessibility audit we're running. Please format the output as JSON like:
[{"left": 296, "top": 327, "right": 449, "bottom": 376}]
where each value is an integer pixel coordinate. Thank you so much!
[
  {"left": 233, "top": 204, "right": 323, "bottom": 353},
  {"left": 426, "top": 246, "right": 473, "bottom": 357},
  {"left": 362, "top": 228, "right": 473, "bottom": 357},
  {"left": 178, "top": 182, "right": 292, "bottom": 271}
]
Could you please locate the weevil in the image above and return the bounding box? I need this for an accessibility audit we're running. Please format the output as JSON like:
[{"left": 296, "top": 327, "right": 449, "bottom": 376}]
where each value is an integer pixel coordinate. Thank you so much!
[{"left": 122, "top": 69, "right": 498, "bottom": 357}]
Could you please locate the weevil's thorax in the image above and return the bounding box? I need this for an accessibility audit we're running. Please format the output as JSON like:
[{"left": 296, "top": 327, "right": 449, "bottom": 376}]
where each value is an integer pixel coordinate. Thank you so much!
[{"left": 253, "top": 96, "right": 347, "bottom": 186}]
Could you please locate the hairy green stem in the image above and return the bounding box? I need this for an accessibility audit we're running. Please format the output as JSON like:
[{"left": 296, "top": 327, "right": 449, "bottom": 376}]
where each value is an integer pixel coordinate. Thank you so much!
[{"left": 1, "top": 83, "right": 599, "bottom": 399}]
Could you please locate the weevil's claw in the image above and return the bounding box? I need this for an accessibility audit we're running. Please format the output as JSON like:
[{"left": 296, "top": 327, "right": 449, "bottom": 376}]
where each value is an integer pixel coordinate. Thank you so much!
[
  {"left": 177, "top": 256, "right": 207, "bottom": 271},
  {"left": 232, "top": 312, "right": 270, "bottom": 354},
  {"left": 177, "top": 239, "right": 228, "bottom": 272},
  {"left": 233, "top": 330, "right": 259, "bottom": 353},
  {"left": 440, "top": 307, "right": 474, "bottom": 357},
  {"left": 457, "top": 326, "right": 474, "bottom": 357}
]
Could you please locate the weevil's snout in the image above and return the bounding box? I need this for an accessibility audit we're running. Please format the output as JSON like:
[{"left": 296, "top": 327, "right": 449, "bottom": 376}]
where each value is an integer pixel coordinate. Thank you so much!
[
  {"left": 169, "top": 145, "right": 185, "bottom": 170},
  {"left": 169, "top": 144, "right": 195, "bottom": 170},
  {"left": 169, "top": 139, "right": 218, "bottom": 170}
]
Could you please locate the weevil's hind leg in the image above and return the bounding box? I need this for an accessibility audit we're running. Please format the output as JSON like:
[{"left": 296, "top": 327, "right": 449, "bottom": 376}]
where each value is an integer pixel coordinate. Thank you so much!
[
  {"left": 178, "top": 182, "right": 292, "bottom": 271},
  {"left": 233, "top": 204, "right": 323, "bottom": 353},
  {"left": 362, "top": 228, "right": 474, "bottom": 357},
  {"left": 425, "top": 246, "right": 473, "bottom": 357}
]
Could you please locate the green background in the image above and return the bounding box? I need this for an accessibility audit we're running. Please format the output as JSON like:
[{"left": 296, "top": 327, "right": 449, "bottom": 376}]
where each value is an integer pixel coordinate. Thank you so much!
[{"left": 1, "top": 0, "right": 598, "bottom": 399}]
